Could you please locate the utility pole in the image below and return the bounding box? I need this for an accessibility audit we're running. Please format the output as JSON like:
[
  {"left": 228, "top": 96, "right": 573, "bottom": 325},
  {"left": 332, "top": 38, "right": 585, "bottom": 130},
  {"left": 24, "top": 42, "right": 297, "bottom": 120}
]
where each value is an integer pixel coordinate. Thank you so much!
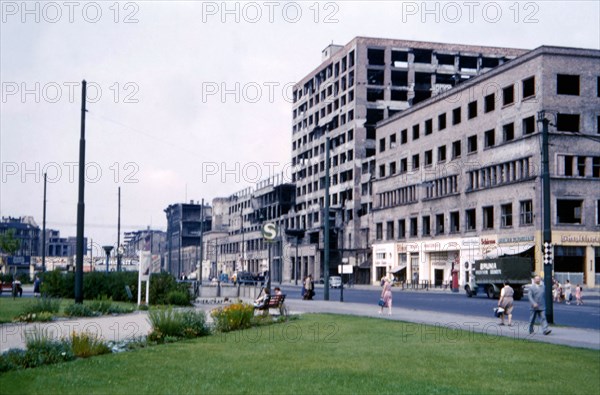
[
  {"left": 117, "top": 186, "right": 121, "bottom": 272},
  {"left": 41, "top": 172, "right": 47, "bottom": 272},
  {"left": 75, "top": 80, "right": 87, "bottom": 304},
  {"left": 197, "top": 198, "right": 204, "bottom": 285},
  {"left": 323, "top": 133, "right": 330, "bottom": 301},
  {"left": 538, "top": 111, "right": 554, "bottom": 324}
]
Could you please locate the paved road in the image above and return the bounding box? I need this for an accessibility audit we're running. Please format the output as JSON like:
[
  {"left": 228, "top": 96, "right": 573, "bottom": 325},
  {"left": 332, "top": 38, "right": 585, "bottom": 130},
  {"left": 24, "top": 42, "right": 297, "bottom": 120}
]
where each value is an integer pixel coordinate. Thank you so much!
[{"left": 278, "top": 284, "right": 600, "bottom": 330}]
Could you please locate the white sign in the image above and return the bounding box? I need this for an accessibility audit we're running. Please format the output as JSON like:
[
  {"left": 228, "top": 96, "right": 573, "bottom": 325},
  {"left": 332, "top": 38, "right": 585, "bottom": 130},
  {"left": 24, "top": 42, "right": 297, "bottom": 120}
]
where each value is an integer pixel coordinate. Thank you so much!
[
  {"left": 262, "top": 222, "right": 278, "bottom": 241},
  {"left": 338, "top": 264, "right": 353, "bottom": 274}
]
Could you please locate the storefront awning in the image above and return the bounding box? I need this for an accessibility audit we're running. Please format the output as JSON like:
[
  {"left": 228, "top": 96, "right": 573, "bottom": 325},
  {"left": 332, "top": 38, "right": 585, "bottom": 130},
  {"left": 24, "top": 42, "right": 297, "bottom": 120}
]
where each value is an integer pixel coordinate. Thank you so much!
[
  {"left": 485, "top": 244, "right": 534, "bottom": 259},
  {"left": 391, "top": 264, "right": 407, "bottom": 273}
]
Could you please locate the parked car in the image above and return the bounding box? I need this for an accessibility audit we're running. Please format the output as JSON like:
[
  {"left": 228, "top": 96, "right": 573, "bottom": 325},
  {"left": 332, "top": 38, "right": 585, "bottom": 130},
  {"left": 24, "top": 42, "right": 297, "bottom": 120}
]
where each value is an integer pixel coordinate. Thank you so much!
[{"left": 330, "top": 276, "right": 342, "bottom": 288}]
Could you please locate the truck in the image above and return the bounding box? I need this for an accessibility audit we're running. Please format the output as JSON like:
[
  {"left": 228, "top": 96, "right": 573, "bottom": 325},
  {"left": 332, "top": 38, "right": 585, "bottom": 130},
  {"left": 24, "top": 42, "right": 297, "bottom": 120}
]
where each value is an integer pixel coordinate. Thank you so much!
[{"left": 464, "top": 256, "right": 533, "bottom": 300}]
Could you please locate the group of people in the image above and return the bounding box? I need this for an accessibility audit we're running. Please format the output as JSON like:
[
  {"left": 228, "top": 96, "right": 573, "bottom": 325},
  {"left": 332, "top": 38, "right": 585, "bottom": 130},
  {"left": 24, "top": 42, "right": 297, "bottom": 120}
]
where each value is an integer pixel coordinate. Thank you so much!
[
  {"left": 552, "top": 279, "right": 584, "bottom": 305},
  {"left": 496, "top": 276, "right": 586, "bottom": 335}
]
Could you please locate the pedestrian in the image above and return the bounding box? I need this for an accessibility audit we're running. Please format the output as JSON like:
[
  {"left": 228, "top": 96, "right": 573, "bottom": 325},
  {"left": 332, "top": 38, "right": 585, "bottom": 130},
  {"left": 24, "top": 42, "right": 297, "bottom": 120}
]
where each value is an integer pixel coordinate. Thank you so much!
[
  {"left": 304, "top": 274, "right": 314, "bottom": 300},
  {"left": 33, "top": 275, "right": 41, "bottom": 297},
  {"left": 553, "top": 280, "right": 562, "bottom": 303},
  {"left": 528, "top": 275, "right": 551, "bottom": 335},
  {"left": 564, "top": 279, "right": 572, "bottom": 305},
  {"left": 498, "top": 281, "right": 514, "bottom": 326},
  {"left": 379, "top": 277, "right": 393, "bottom": 315},
  {"left": 575, "top": 283, "right": 584, "bottom": 305},
  {"left": 301, "top": 276, "right": 307, "bottom": 299}
]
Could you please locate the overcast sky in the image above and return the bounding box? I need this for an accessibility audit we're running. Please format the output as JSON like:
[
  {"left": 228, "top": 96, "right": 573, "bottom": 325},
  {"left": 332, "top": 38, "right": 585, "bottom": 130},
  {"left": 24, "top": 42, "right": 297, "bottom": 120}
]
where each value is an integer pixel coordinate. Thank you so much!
[{"left": 1, "top": 0, "right": 599, "bottom": 248}]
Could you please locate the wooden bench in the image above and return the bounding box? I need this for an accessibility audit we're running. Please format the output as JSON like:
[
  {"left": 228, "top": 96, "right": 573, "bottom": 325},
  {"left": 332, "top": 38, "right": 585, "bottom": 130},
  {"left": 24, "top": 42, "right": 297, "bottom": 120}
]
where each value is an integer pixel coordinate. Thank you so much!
[{"left": 254, "top": 294, "right": 287, "bottom": 316}]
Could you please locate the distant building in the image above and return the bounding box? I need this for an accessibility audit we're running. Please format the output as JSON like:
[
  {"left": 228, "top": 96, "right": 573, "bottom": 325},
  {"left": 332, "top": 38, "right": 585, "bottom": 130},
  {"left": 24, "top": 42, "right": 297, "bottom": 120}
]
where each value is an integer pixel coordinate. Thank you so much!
[
  {"left": 287, "top": 37, "right": 526, "bottom": 282},
  {"left": 164, "top": 201, "right": 212, "bottom": 279},
  {"left": 0, "top": 216, "right": 41, "bottom": 262},
  {"left": 41, "top": 229, "right": 85, "bottom": 257},
  {"left": 371, "top": 45, "right": 600, "bottom": 286}
]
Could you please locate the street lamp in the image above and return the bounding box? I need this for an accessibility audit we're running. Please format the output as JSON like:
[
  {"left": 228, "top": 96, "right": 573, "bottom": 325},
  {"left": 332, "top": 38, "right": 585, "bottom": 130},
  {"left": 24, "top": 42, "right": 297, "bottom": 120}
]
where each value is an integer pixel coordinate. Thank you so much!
[{"left": 103, "top": 246, "right": 114, "bottom": 274}]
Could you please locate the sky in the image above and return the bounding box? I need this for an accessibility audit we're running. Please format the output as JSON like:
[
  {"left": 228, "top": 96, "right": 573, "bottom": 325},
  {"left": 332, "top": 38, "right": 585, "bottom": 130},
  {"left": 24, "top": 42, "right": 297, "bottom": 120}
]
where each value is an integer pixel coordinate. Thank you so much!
[{"left": 1, "top": 0, "right": 599, "bottom": 248}]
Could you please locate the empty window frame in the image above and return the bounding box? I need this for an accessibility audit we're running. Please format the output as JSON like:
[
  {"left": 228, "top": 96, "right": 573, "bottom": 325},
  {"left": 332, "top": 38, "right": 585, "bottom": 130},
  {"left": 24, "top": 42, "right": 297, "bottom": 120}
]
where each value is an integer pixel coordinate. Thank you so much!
[
  {"left": 467, "top": 135, "right": 478, "bottom": 153},
  {"left": 484, "top": 93, "right": 495, "bottom": 113},
  {"left": 556, "top": 113, "right": 580, "bottom": 132},
  {"left": 520, "top": 200, "right": 533, "bottom": 225},
  {"left": 466, "top": 209, "right": 476, "bottom": 231},
  {"left": 483, "top": 206, "right": 494, "bottom": 229},
  {"left": 503, "top": 122, "right": 515, "bottom": 142},
  {"left": 468, "top": 101, "right": 477, "bottom": 119},
  {"left": 452, "top": 140, "right": 461, "bottom": 159},
  {"left": 501, "top": 203, "right": 513, "bottom": 228},
  {"left": 557, "top": 199, "right": 583, "bottom": 224},
  {"left": 522, "top": 76, "right": 535, "bottom": 99},
  {"left": 523, "top": 116, "right": 536, "bottom": 135},
  {"left": 450, "top": 211, "right": 460, "bottom": 233},
  {"left": 452, "top": 107, "right": 461, "bottom": 125},
  {"left": 422, "top": 215, "right": 431, "bottom": 236},
  {"left": 438, "top": 113, "right": 447, "bottom": 131},
  {"left": 484, "top": 129, "right": 495, "bottom": 148},
  {"left": 438, "top": 145, "right": 447, "bottom": 162},
  {"left": 556, "top": 74, "right": 580, "bottom": 96},
  {"left": 503, "top": 85, "right": 514, "bottom": 106}
]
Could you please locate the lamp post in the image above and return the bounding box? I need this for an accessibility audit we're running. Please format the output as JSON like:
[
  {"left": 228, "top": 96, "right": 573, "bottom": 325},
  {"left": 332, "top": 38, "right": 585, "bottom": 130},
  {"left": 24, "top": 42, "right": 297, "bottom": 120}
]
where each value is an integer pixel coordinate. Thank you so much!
[
  {"left": 103, "top": 246, "right": 113, "bottom": 274},
  {"left": 537, "top": 110, "right": 554, "bottom": 324}
]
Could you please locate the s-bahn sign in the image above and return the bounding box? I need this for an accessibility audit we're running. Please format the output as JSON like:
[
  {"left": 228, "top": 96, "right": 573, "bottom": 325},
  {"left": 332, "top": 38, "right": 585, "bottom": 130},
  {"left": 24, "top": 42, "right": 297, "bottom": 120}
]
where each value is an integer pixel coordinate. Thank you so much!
[{"left": 262, "top": 222, "right": 278, "bottom": 242}]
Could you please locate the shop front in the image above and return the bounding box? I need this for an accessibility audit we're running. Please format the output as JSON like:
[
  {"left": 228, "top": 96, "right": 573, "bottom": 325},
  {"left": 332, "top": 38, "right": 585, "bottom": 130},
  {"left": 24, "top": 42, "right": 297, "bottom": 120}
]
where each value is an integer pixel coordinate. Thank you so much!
[{"left": 552, "top": 231, "right": 600, "bottom": 287}]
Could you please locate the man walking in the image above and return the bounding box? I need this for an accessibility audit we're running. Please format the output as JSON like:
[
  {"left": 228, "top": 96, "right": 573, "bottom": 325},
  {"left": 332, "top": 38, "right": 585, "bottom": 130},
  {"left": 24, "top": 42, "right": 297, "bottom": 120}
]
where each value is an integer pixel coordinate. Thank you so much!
[{"left": 528, "top": 275, "right": 551, "bottom": 335}]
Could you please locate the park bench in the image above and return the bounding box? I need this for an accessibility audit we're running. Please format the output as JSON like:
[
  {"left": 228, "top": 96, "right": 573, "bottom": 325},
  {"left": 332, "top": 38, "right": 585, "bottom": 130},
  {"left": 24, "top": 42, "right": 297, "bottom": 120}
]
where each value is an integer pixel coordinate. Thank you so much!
[
  {"left": 254, "top": 294, "right": 288, "bottom": 317},
  {"left": 0, "top": 281, "right": 22, "bottom": 297}
]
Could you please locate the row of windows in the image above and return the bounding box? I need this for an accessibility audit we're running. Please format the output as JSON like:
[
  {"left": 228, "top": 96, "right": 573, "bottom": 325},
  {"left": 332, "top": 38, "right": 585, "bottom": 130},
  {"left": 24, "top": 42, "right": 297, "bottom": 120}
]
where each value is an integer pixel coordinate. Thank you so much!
[
  {"left": 467, "top": 157, "right": 534, "bottom": 191},
  {"left": 294, "top": 50, "right": 355, "bottom": 103},
  {"left": 379, "top": 76, "right": 537, "bottom": 153},
  {"left": 558, "top": 156, "right": 600, "bottom": 178},
  {"left": 375, "top": 200, "right": 534, "bottom": 240}
]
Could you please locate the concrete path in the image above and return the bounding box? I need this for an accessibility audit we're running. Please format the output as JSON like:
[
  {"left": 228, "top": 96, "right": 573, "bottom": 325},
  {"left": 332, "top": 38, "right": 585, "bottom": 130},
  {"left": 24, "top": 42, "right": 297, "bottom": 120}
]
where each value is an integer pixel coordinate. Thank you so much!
[{"left": 1, "top": 298, "right": 598, "bottom": 353}]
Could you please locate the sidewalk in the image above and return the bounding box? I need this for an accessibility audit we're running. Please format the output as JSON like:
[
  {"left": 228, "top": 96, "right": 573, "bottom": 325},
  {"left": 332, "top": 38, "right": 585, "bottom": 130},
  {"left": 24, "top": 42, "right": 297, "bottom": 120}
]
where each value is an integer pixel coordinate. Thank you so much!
[{"left": 1, "top": 298, "right": 598, "bottom": 353}]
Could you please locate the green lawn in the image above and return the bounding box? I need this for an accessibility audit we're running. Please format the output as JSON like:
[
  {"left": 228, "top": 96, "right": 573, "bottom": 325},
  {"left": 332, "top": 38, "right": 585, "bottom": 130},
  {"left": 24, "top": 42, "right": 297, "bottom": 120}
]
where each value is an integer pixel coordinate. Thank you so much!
[{"left": 1, "top": 314, "right": 598, "bottom": 394}]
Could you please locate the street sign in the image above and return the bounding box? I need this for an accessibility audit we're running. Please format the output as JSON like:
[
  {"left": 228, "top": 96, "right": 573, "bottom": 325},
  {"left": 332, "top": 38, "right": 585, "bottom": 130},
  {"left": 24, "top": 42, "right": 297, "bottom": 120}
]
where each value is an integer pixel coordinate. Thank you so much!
[
  {"left": 543, "top": 242, "right": 553, "bottom": 266},
  {"left": 338, "top": 264, "right": 353, "bottom": 274},
  {"left": 262, "top": 222, "right": 278, "bottom": 241}
]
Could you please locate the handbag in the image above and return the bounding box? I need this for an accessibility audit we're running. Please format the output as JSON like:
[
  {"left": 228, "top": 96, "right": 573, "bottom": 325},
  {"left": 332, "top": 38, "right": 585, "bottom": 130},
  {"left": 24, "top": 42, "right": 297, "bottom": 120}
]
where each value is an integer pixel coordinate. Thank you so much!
[{"left": 378, "top": 298, "right": 385, "bottom": 307}]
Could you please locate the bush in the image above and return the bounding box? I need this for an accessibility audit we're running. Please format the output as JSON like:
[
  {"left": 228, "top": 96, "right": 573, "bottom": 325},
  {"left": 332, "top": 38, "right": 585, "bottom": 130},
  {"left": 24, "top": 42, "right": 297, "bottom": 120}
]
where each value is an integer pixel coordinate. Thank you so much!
[
  {"left": 70, "top": 331, "right": 111, "bottom": 358},
  {"left": 148, "top": 308, "right": 209, "bottom": 343},
  {"left": 64, "top": 303, "right": 97, "bottom": 317},
  {"left": 14, "top": 297, "right": 61, "bottom": 321},
  {"left": 88, "top": 295, "right": 114, "bottom": 314},
  {"left": 166, "top": 290, "right": 191, "bottom": 306},
  {"left": 0, "top": 349, "right": 26, "bottom": 372},
  {"left": 24, "top": 329, "right": 74, "bottom": 368},
  {"left": 40, "top": 270, "right": 74, "bottom": 298},
  {"left": 211, "top": 302, "right": 254, "bottom": 333},
  {"left": 22, "top": 297, "right": 61, "bottom": 315}
]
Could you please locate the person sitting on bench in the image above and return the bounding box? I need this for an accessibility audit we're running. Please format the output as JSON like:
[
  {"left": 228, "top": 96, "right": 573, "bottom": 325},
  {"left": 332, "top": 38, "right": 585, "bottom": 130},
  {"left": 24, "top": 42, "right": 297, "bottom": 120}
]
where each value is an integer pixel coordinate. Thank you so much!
[{"left": 253, "top": 288, "right": 271, "bottom": 309}]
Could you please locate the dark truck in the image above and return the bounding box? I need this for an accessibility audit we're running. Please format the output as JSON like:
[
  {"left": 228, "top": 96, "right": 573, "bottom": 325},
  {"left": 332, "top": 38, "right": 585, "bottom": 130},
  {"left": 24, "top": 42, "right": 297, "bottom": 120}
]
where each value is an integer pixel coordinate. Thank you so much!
[{"left": 464, "top": 256, "right": 533, "bottom": 300}]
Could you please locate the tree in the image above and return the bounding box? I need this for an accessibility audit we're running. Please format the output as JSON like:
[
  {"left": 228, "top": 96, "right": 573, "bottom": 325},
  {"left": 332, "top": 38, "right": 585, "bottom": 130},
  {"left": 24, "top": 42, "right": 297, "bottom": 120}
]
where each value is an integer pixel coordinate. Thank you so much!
[{"left": 0, "top": 229, "right": 21, "bottom": 264}]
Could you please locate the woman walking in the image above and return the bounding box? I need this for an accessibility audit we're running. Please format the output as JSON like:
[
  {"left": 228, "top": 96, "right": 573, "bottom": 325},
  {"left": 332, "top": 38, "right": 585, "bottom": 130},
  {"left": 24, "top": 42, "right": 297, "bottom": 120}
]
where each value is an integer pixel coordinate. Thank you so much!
[{"left": 379, "top": 277, "right": 393, "bottom": 315}]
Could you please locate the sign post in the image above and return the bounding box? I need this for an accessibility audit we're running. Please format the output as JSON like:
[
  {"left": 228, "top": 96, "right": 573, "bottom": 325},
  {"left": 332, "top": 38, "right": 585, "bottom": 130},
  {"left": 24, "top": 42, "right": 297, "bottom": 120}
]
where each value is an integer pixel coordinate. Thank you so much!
[{"left": 262, "top": 222, "right": 278, "bottom": 290}]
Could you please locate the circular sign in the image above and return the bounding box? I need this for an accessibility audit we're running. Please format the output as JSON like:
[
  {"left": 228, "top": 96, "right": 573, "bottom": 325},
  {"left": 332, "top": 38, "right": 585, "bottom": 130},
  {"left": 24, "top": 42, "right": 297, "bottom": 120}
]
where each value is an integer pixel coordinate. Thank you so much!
[{"left": 262, "top": 222, "right": 278, "bottom": 241}]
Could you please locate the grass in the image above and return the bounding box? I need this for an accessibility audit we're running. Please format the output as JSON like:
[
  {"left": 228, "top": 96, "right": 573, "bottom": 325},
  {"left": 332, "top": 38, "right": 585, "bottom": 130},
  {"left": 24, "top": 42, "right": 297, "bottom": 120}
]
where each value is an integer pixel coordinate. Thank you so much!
[
  {"left": 0, "top": 314, "right": 598, "bottom": 394},
  {"left": 0, "top": 298, "right": 137, "bottom": 323}
]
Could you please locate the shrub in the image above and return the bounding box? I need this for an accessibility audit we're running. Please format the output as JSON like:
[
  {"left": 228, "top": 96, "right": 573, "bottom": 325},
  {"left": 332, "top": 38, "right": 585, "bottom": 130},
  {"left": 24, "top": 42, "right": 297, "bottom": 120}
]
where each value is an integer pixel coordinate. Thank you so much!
[
  {"left": 88, "top": 295, "right": 114, "bottom": 314},
  {"left": 148, "top": 273, "right": 180, "bottom": 305},
  {"left": 148, "top": 308, "right": 209, "bottom": 343},
  {"left": 0, "top": 349, "right": 26, "bottom": 372},
  {"left": 211, "top": 302, "right": 254, "bottom": 333},
  {"left": 70, "top": 331, "right": 111, "bottom": 358},
  {"left": 166, "top": 290, "right": 191, "bottom": 306},
  {"left": 22, "top": 297, "right": 61, "bottom": 315},
  {"left": 40, "top": 270, "right": 74, "bottom": 298},
  {"left": 64, "top": 303, "right": 97, "bottom": 317},
  {"left": 24, "top": 329, "right": 74, "bottom": 368}
]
